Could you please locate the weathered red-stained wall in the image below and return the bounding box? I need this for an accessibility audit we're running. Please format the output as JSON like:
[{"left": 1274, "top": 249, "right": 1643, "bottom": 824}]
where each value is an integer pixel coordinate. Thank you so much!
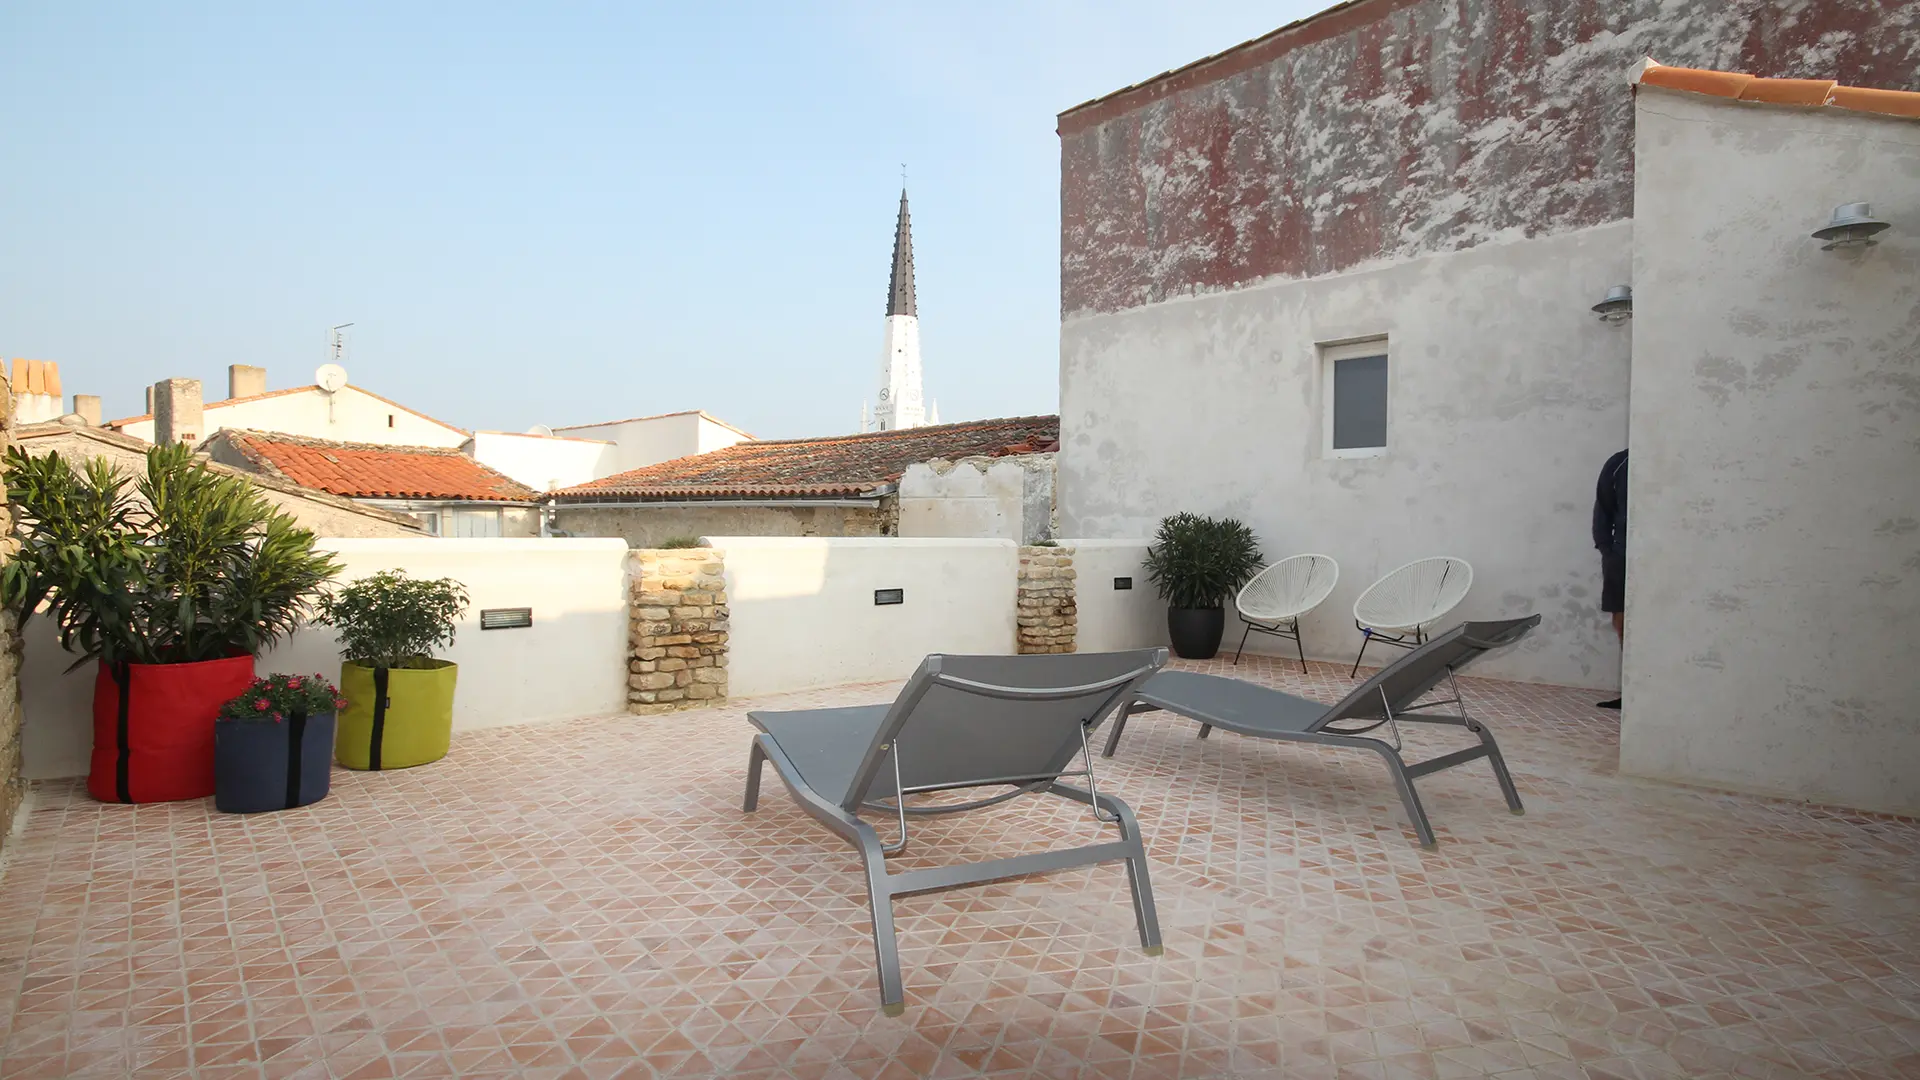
[{"left": 1059, "top": 0, "right": 1920, "bottom": 317}]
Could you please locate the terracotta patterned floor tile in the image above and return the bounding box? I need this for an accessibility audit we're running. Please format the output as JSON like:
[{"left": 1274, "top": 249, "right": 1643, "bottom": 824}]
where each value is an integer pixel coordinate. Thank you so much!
[{"left": 1, "top": 662, "right": 1915, "bottom": 1078}]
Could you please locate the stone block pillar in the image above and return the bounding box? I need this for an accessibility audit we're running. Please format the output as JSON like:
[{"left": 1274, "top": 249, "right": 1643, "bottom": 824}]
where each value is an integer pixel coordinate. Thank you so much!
[
  {"left": 0, "top": 376, "right": 23, "bottom": 849},
  {"left": 152, "top": 378, "right": 204, "bottom": 445},
  {"left": 1017, "top": 545, "right": 1077, "bottom": 654},
  {"left": 628, "top": 548, "right": 729, "bottom": 714}
]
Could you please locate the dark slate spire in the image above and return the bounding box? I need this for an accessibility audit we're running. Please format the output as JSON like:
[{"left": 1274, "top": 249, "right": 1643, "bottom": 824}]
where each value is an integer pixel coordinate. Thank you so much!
[{"left": 886, "top": 188, "right": 916, "bottom": 318}]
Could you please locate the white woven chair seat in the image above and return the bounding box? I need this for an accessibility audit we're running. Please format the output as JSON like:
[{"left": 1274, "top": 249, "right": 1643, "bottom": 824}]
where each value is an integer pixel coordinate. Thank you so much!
[
  {"left": 1236, "top": 554, "right": 1340, "bottom": 625},
  {"left": 1353, "top": 557, "right": 1473, "bottom": 633}
]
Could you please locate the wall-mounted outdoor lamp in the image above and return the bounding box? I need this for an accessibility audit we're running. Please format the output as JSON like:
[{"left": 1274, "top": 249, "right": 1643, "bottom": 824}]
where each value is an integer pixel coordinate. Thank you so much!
[
  {"left": 1813, "top": 202, "right": 1890, "bottom": 251},
  {"left": 480, "top": 607, "right": 533, "bottom": 630},
  {"left": 1591, "top": 285, "right": 1633, "bottom": 322}
]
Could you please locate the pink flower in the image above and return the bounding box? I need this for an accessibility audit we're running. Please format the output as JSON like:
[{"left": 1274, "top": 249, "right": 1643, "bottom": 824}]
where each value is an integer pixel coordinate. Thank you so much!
[
  {"left": 271, "top": 712, "right": 283, "bottom": 723},
  {"left": 253, "top": 697, "right": 270, "bottom": 712},
  {"left": 288, "top": 676, "right": 304, "bottom": 689}
]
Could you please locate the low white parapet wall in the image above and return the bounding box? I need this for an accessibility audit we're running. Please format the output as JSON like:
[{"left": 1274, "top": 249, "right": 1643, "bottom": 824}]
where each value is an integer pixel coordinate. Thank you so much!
[
  {"left": 711, "top": 536, "right": 1020, "bottom": 697},
  {"left": 1058, "top": 540, "right": 1166, "bottom": 654},
  {"left": 19, "top": 538, "right": 632, "bottom": 780}
]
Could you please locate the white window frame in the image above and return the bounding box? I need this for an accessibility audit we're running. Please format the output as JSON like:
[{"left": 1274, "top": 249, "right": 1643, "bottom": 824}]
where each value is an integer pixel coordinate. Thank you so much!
[
  {"left": 450, "top": 507, "right": 503, "bottom": 538},
  {"left": 1320, "top": 337, "right": 1391, "bottom": 459}
]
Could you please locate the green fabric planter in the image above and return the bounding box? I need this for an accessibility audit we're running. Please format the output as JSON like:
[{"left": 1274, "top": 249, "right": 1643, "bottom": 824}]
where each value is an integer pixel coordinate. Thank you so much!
[{"left": 335, "top": 660, "right": 457, "bottom": 770}]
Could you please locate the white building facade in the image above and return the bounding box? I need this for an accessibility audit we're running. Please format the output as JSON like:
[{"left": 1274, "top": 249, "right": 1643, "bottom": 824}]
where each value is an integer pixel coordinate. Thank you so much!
[
  {"left": 112, "top": 365, "right": 469, "bottom": 448},
  {"left": 1055, "top": 2, "right": 1920, "bottom": 814}
]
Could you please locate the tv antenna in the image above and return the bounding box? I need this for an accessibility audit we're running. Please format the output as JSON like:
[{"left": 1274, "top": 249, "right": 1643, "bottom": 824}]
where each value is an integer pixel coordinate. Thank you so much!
[{"left": 319, "top": 323, "right": 354, "bottom": 422}]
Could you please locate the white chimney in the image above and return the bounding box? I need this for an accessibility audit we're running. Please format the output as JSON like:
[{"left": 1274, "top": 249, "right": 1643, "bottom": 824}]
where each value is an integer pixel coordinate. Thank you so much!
[{"left": 228, "top": 364, "right": 266, "bottom": 400}]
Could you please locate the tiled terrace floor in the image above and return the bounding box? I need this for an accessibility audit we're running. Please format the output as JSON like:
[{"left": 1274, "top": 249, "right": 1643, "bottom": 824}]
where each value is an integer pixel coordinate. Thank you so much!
[{"left": 1, "top": 657, "right": 1917, "bottom": 1080}]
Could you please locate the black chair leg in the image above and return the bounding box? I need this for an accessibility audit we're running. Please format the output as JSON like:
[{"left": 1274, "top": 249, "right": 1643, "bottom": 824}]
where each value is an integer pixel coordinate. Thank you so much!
[
  {"left": 1350, "top": 630, "right": 1373, "bottom": 678},
  {"left": 1233, "top": 623, "right": 1252, "bottom": 664},
  {"left": 1294, "top": 627, "right": 1308, "bottom": 674}
]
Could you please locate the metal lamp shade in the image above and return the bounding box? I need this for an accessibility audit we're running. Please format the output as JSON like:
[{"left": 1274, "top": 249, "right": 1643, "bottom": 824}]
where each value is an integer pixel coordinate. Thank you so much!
[
  {"left": 1813, "top": 202, "right": 1890, "bottom": 250},
  {"left": 1591, "top": 284, "right": 1633, "bottom": 322}
]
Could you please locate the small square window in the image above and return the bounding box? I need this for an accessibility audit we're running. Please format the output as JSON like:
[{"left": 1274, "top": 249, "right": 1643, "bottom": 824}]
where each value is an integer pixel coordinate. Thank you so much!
[{"left": 1322, "top": 339, "right": 1389, "bottom": 457}]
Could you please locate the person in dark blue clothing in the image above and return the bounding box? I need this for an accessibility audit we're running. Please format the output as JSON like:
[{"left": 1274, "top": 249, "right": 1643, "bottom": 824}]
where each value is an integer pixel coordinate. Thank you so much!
[{"left": 1592, "top": 448, "right": 1629, "bottom": 709}]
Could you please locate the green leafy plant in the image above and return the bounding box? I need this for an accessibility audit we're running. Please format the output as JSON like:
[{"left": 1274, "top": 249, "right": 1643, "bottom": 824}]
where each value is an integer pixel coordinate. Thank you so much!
[
  {"left": 657, "top": 536, "right": 702, "bottom": 549},
  {"left": 317, "top": 570, "right": 470, "bottom": 669},
  {"left": 1142, "top": 512, "right": 1265, "bottom": 610},
  {"left": 1, "top": 443, "right": 341, "bottom": 669},
  {"left": 220, "top": 673, "right": 347, "bottom": 722}
]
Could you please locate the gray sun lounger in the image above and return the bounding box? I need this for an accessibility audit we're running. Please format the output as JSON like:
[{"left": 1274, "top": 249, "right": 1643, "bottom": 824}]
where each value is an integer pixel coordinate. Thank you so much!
[
  {"left": 743, "top": 648, "right": 1169, "bottom": 1014},
  {"left": 1103, "top": 616, "right": 1540, "bottom": 849}
]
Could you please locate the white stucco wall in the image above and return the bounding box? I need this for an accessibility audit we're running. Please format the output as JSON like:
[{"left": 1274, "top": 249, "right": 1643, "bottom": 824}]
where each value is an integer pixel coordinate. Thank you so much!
[
  {"left": 554, "top": 412, "right": 750, "bottom": 474},
  {"left": 14, "top": 393, "right": 62, "bottom": 425},
  {"left": 898, "top": 455, "right": 1054, "bottom": 543},
  {"left": 18, "top": 538, "right": 631, "bottom": 780},
  {"left": 712, "top": 536, "right": 1019, "bottom": 697},
  {"left": 1061, "top": 540, "right": 1169, "bottom": 654},
  {"left": 468, "top": 431, "right": 616, "bottom": 492},
  {"left": 118, "top": 385, "right": 469, "bottom": 447},
  {"left": 1620, "top": 90, "right": 1920, "bottom": 814},
  {"left": 1058, "top": 221, "right": 1633, "bottom": 687},
  {"left": 697, "top": 415, "right": 751, "bottom": 454}
]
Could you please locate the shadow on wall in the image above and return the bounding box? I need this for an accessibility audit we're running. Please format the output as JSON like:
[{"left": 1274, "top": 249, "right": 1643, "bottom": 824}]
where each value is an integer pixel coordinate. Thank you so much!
[{"left": 19, "top": 539, "right": 633, "bottom": 780}]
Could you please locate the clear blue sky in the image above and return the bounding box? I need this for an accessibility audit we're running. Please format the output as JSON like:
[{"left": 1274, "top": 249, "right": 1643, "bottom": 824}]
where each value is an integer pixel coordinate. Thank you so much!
[{"left": 1, "top": 2, "right": 1316, "bottom": 439}]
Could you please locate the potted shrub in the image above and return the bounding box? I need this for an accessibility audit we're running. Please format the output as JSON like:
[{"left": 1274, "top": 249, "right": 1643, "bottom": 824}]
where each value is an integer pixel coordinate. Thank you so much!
[
  {"left": 318, "top": 570, "right": 470, "bottom": 770},
  {"left": 1143, "top": 512, "right": 1265, "bottom": 660},
  {"left": 215, "top": 673, "right": 346, "bottom": 813},
  {"left": 2, "top": 443, "right": 340, "bottom": 803}
]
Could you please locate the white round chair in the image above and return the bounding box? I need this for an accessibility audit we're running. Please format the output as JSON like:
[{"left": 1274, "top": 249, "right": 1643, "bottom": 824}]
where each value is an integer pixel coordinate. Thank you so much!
[
  {"left": 1232, "top": 554, "right": 1340, "bottom": 670},
  {"left": 1350, "top": 557, "right": 1473, "bottom": 676}
]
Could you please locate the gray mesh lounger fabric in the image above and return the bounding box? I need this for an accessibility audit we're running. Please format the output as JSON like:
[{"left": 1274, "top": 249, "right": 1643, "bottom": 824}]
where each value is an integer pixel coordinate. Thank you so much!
[
  {"left": 1104, "top": 616, "right": 1540, "bottom": 849},
  {"left": 743, "top": 649, "right": 1168, "bottom": 1014}
]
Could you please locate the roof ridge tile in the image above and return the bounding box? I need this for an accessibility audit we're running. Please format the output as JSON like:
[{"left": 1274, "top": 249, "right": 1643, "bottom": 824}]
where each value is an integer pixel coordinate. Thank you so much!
[{"left": 1638, "top": 60, "right": 1920, "bottom": 121}]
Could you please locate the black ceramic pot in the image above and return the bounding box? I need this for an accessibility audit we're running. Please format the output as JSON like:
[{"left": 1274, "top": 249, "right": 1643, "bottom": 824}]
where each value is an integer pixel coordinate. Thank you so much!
[
  {"left": 1167, "top": 607, "right": 1227, "bottom": 660},
  {"left": 214, "top": 711, "right": 335, "bottom": 814}
]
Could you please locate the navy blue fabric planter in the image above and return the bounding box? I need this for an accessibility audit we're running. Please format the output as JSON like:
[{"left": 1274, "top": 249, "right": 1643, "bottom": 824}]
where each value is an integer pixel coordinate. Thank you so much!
[{"left": 214, "top": 711, "right": 335, "bottom": 814}]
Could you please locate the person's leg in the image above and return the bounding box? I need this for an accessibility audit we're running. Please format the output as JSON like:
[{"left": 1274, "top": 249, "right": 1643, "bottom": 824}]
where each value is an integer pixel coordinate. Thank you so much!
[{"left": 1597, "top": 556, "right": 1625, "bottom": 709}]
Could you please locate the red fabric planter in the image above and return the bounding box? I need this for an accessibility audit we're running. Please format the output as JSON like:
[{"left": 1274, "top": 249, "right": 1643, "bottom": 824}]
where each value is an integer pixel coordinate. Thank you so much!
[{"left": 89, "top": 655, "right": 257, "bottom": 804}]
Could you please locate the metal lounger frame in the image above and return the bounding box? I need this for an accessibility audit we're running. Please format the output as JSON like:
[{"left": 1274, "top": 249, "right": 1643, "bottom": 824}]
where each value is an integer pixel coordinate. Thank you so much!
[
  {"left": 743, "top": 650, "right": 1167, "bottom": 1014},
  {"left": 1105, "top": 617, "right": 1537, "bottom": 849}
]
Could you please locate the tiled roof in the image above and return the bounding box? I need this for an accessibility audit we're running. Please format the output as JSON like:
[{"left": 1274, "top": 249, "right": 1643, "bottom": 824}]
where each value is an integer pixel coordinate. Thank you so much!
[
  {"left": 7, "top": 359, "right": 62, "bottom": 397},
  {"left": 553, "top": 415, "right": 1060, "bottom": 500},
  {"left": 15, "top": 420, "right": 426, "bottom": 530},
  {"left": 107, "top": 384, "right": 470, "bottom": 436},
  {"left": 212, "top": 429, "right": 539, "bottom": 503},
  {"left": 1637, "top": 61, "right": 1920, "bottom": 120}
]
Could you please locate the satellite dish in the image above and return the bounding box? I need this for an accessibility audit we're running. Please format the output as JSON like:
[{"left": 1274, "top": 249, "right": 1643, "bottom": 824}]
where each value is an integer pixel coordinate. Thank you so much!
[
  {"left": 527, "top": 424, "right": 554, "bottom": 437},
  {"left": 314, "top": 364, "right": 348, "bottom": 394}
]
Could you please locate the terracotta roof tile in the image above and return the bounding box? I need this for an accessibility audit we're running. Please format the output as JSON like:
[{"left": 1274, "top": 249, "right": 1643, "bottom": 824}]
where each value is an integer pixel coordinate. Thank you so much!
[
  {"left": 212, "top": 429, "right": 537, "bottom": 502},
  {"left": 1638, "top": 62, "right": 1920, "bottom": 121},
  {"left": 1829, "top": 85, "right": 1920, "bottom": 119},
  {"left": 8, "top": 359, "right": 61, "bottom": 397},
  {"left": 553, "top": 415, "right": 1059, "bottom": 500}
]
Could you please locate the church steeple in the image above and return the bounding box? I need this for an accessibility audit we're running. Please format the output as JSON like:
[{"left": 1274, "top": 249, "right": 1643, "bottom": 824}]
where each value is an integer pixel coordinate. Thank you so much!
[
  {"left": 886, "top": 189, "right": 916, "bottom": 318},
  {"left": 870, "top": 187, "right": 927, "bottom": 432}
]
